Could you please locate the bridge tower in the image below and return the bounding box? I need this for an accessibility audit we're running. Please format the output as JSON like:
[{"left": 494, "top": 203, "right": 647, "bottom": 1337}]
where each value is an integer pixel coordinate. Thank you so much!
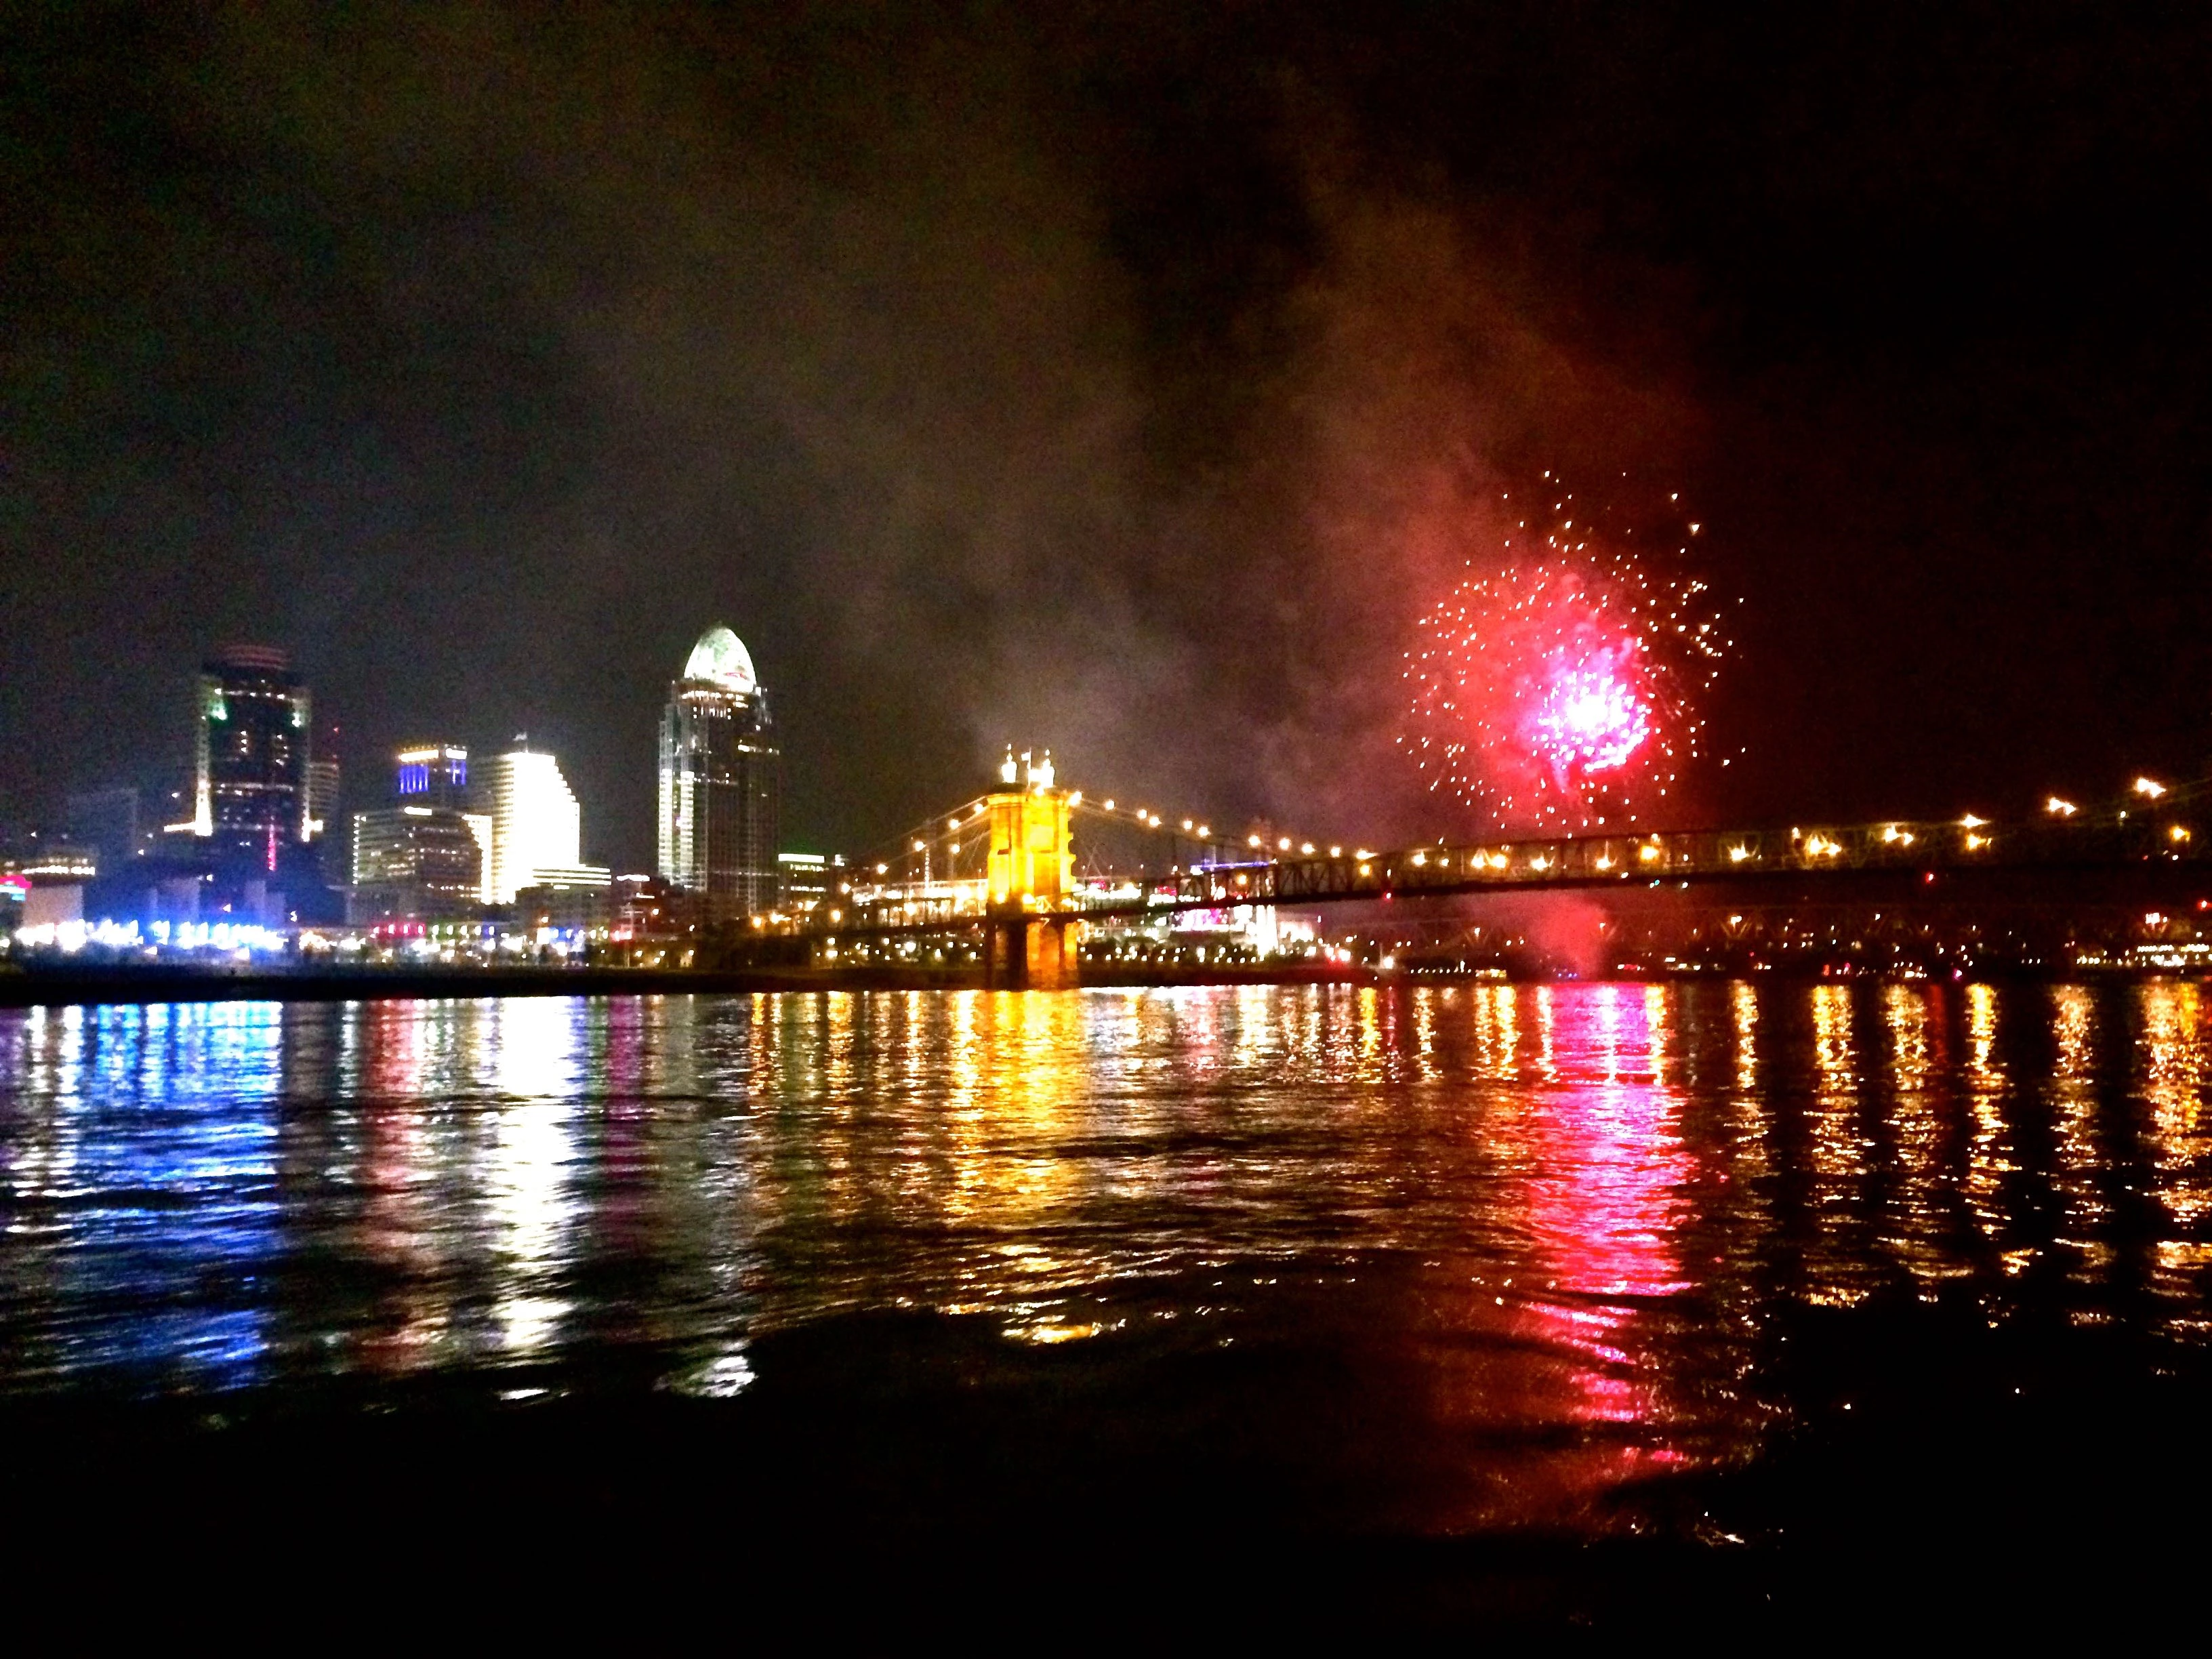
[{"left": 984, "top": 747, "right": 1081, "bottom": 989}]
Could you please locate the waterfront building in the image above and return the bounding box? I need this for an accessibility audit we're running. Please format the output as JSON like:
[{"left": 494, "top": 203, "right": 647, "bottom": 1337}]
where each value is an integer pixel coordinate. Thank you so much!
[
  {"left": 509, "top": 872, "right": 684, "bottom": 945},
  {"left": 348, "top": 808, "right": 485, "bottom": 923},
  {"left": 344, "top": 743, "right": 489, "bottom": 923},
  {"left": 20, "top": 881, "right": 83, "bottom": 931},
  {"left": 472, "top": 744, "right": 609, "bottom": 905},
  {"left": 658, "top": 624, "right": 780, "bottom": 924},
  {"left": 514, "top": 868, "right": 620, "bottom": 935},
  {"left": 0, "top": 830, "right": 98, "bottom": 881},
  {"left": 777, "top": 851, "right": 848, "bottom": 918},
  {"left": 192, "top": 644, "right": 312, "bottom": 869},
  {"left": 610, "top": 873, "right": 684, "bottom": 945}
]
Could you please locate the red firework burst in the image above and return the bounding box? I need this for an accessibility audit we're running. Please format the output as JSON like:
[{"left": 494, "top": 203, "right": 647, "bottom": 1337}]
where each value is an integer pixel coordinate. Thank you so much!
[{"left": 1400, "top": 480, "right": 1732, "bottom": 830}]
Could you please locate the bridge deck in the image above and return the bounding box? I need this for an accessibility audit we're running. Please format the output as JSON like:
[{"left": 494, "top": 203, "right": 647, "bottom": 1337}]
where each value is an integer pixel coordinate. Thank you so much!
[{"left": 813, "top": 806, "right": 2209, "bottom": 939}]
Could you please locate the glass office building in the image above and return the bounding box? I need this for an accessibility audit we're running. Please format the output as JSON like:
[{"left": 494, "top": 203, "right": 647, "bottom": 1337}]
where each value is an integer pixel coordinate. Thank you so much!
[
  {"left": 193, "top": 644, "right": 312, "bottom": 870},
  {"left": 658, "top": 625, "right": 780, "bottom": 923},
  {"left": 348, "top": 808, "right": 485, "bottom": 923},
  {"left": 346, "top": 742, "right": 489, "bottom": 922}
]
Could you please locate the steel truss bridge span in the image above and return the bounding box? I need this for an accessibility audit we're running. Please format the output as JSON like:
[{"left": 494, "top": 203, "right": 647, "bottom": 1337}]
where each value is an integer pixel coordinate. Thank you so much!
[{"left": 818, "top": 797, "right": 2212, "bottom": 940}]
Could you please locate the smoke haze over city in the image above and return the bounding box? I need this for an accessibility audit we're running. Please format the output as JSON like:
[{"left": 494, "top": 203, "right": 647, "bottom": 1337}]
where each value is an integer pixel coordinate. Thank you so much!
[{"left": 7, "top": 3, "right": 2212, "bottom": 865}]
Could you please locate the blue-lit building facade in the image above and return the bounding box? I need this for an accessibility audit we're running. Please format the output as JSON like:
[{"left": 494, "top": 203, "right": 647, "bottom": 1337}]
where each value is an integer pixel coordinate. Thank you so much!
[
  {"left": 349, "top": 743, "right": 488, "bottom": 924},
  {"left": 395, "top": 743, "right": 468, "bottom": 806}
]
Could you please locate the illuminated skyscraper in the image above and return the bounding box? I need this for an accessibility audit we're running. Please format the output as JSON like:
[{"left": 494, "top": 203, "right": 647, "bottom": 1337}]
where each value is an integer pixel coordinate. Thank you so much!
[
  {"left": 304, "top": 715, "right": 342, "bottom": 843},
  {"left": 349, "top": 812, "right": 485, "bottom": 922},
  {"left": 193, "top": 644, "right": 311, "bottom": 869},
  {"left": 346, "top": 743, "right": 487, "bottom": 922},
  {"left": 394, "top": 742, "right": 469, "bottom": 807},
  {"left": 659, "top": 625, "right": 779, "bottom": 922},
  {"left": 471, "top": 744, "right": 608, "bottom": 905}
]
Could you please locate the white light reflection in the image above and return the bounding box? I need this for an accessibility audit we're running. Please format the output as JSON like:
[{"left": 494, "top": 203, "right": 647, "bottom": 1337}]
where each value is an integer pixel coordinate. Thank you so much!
[
  {"left": 483, "top": 998, "right": 586, "bottom": 1359},
  {"left": 666, "top": 1347, "right": 756, "bottom": 1397}
]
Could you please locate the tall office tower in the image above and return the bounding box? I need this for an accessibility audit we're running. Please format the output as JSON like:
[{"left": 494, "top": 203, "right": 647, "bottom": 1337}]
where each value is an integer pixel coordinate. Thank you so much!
[
  {"left": 346, "top": 743, "right": 488, "bottom": 922},
  {"left": 304, "top": 716, "right": 342, "bottom": 842},
  {"left": 472, "top": 745, "right": 607, "bottom": 905},
  {"left": 658, "top": 624, "right": 780, "bottom": 922},
  {"left": 193, "top": 644, "right": 311, "bottom": 869}
]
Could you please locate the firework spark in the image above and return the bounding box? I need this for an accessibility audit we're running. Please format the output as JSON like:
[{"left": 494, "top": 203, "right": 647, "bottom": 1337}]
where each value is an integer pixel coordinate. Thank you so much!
[{"left": 1400, "top": 480, "right": 1732, "bottom": 830}]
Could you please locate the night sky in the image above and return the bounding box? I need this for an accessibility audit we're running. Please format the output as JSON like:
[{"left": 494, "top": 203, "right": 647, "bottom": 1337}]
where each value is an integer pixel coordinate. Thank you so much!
[{"left": 7, "top": 3, "right": 2211, "bottom": 869}]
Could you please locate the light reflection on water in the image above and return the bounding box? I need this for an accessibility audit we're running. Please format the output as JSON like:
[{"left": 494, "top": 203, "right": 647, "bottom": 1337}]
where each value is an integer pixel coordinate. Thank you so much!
[{"left": 5, "top": 981, "right": 2212, "bottom": 1526}]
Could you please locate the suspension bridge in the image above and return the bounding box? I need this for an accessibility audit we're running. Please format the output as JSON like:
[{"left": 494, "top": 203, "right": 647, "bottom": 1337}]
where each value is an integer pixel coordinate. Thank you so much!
[{"left": 778, "top": 754, "right": 2212, "bottom": 987}]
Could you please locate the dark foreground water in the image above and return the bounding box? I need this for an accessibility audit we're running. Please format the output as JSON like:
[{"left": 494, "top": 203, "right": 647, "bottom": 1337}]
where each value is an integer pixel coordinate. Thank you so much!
[{"left": 5, "top": 981, "right": 2211, "bottom": 1623}]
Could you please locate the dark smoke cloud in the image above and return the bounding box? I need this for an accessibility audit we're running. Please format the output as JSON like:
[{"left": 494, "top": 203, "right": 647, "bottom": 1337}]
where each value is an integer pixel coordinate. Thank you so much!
[
  {"left": 10, "top": 4, "right": 2208, "bottom": 862},
  {"left": 5, "top": 1, "right": 1677, "bottom": 862}
]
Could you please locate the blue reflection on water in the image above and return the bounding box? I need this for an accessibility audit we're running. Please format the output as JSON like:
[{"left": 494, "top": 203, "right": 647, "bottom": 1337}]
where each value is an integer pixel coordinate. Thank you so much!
[{"left": 0, "top": 1002, "right": 284, "bottom": 1389}]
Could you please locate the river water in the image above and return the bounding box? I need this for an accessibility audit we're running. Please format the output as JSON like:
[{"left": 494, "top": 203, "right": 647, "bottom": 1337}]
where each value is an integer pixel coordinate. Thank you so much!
[{"left": 3, "top": 981, "right": 2210, "bottom": 1578}]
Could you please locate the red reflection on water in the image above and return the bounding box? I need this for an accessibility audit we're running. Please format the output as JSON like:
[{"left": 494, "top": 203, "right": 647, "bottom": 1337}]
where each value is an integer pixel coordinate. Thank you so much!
[
  {"left": 1427, "top": 984, "right": 1694, "bottom": 1530},
  {"left": 354, "top": 1002, "right": 441, "bottom": 1376},
  {"left": 1526, "top": 986, "right": 1689, "bottom": 1298},
  {"left": 1521, "top": 985, "right": 1689, "bottom": 1443}
]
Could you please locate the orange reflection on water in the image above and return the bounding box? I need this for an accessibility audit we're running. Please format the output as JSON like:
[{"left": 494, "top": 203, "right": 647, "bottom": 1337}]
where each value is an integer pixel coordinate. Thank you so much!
[
  {"left": 2137, "top": 982, "right": 2212, "bottom": 1324},
  {"left": 1724, "top": 983, "right": 1772, "bottom": 1193},
  {"left": 1803, "top": 984, "right": 1876, "bottom": 1305},
  {"left": 2047, "top": 985, "right": 2111, "bottom": 1288},
  {"left": 1809, "top": 984, "right": 1864, "bottom": 1178},
  {"left": 1881, "top": 984, "right": 1956, "bottom": 1288},
  {"left": 1471, "top": 983, "right": 1521, "bottom": 1081},
  {"left": 773, "top": 989, "right": 1103, "bottom": 1343},
  {"left": 1732, "top": 981, "right": 1759, "bottom": 1097},
  {"left": 1964, "top": 982, "right": 2015, "bottom": 1252}
]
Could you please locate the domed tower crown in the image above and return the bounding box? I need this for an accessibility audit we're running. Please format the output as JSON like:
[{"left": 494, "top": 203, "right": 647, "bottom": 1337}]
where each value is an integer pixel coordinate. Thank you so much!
[{"left": 682, "top": 625, "right": 757, "bottom": 695}]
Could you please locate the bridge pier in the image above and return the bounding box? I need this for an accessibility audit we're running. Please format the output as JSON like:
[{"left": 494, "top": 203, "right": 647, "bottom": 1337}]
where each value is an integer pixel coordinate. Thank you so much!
[{"left": 985, "top": 914, "right": 1080, "bottom": 990}]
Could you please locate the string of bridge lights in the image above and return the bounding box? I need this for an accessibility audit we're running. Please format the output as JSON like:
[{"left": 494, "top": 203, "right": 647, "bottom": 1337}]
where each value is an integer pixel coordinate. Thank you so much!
[
  {"left": 860, "top": 771, "right": 2194, "bottom": 887},
  {"left": 866, "top": 787, "right": 1359, "bottom": 881}
]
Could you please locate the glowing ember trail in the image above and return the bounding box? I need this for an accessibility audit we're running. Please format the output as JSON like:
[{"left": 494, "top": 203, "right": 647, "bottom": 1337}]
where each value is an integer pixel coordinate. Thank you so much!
[{"left": 1400, "top": 479, "right": 1732, "bottom": 830}]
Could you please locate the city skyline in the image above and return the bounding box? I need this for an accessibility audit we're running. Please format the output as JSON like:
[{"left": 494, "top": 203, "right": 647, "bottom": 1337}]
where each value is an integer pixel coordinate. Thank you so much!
[
  {"left": 13, "top": 627, "right": 799, "bottom": 882},
  {"left": 5, "top": 629, "right": 805, "bottom": 933}
]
